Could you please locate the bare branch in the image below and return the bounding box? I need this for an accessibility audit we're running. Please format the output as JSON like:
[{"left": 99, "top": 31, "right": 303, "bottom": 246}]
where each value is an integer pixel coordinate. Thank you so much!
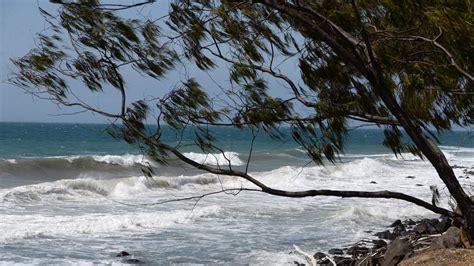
[{"left": 124, "top": 122, "right": 456, "bottom": 218}]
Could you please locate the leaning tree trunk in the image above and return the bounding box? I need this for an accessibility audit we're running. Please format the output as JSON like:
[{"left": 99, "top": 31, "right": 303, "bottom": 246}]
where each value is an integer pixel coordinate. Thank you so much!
[{"left": 370, "top": 71, "right": 474, "bottom": 245}]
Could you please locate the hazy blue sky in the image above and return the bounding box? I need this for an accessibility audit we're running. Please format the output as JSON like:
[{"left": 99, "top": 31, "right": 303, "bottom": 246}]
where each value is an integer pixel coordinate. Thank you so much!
[
  {"left": 0, "top": 1, "right": 297, "bottom": 124},
  {"left": 0, "top": 1, "right": 210, "bottom": 123},
  {"left": 0, "top": 1, "right": 181, "bottom": 123},
  {"left": 0, "top": 1, "right": 86, "bottom": 123}
]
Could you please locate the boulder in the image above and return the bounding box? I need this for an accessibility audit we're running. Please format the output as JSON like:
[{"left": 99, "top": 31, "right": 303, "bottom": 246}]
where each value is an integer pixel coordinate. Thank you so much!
[
  {"left": 313, "top": 252, "right": 330, "bottom": 265},
  {"left": 389, "top": 219, "right": 402, "bottom": 227},
  {"left": 382, "top": 238, "right": 413, "bottom": 266},
  {"left": 393, "top": 224, "right": 406, "bottom": 237},
  {"left": 370, "top": 181, "right": 377, "bottom": 184},
  {"left": 436, "top": 216, "right": 451, "bottom": 233},
  {"left": 313, "top": 251, "right": 327, "bottom": 260},
  {"left": 372, "top": 239, "right": 387, "bottom": 249},
  {"left": 328, "top": 248, "right": 344, "bottom": 255},
  {"left": 405, "top": 175, "right": 416, "bottom": 179},
  {"left": 116, "top": 251, "right": 131, "bottom": 257},
  {"left": 414, "top": 220, "right": 438, "bottom": 235},
  {"left": 424, "top": 218, "right": 444, "bottom": 234},
  {"left": 347, "top": 245, "right": 370, "bottom": 258},
  {"left": 430, "top": 226, "right": 461, "bottom": 250},
  {"left": 333, "top": 256, "right": 354, "bottom": 266},
  {"left": 464, "top": 170, "right": 474, "bottom": 175},
  {"left": 400, "top": 229, "right": 418, "bottom": 239},
  {"left": 375, "top": 230, "right": 396, "bottom": 240}
]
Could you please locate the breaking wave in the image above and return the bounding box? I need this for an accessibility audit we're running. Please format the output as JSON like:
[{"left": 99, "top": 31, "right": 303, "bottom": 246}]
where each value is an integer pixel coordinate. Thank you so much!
[
  {"left": 0, "top": 151, "right": 247, "bottom": 177},
  {"left": 183, "top": 151, "right": 244, "bottom": 166}
]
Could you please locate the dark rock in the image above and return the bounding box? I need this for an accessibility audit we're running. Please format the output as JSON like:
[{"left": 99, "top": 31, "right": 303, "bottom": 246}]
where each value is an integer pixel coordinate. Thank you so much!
[
  {"left": 382, "top": 238, "right": 413, "bottom": 266},
  {"left": 400, "top": 229, "right": 418, "bottom": 238},
  {"left": 375, "top": 230, "right": 396, "bottom": 240},
  {"left": 328, "top": 248, "right": 343, "bottom": 255},
  {"left": 390, "top": 219, "right": 402, "bottom": 227},
  {"left": 370, "top": 181, "right": 377, "bottom": 184},
  {"left": 405, "top": 175, "right": 416, "bottom": 179},
  {"left": 415, "top": 183, "right": 424, "bottom": 186},
  {"left": 125, "top": 258, "right": 141, "bottom": 264},
  {"left": 347, "top": 245, "right": 370, "bottom": 258},
  {"left": 393, "top": 224, "right": 406, "bottom": 237},
  {"left": 372, "top": 239, "right": 387, "bottom": 249},
  {"left": 404, "top": 219, "right": 417, "bottom": 226},
  {"left": 464, "top": 170, "right": 474, "bottom": 175},
  {"left": 313, "top": 252, "right": 327, "bottom": 260},
  {"left": 293, "top": 261, "right": 305, "bottom": 266},
  {"left": 424, "top": 218, "right": 443, "bottom": 234},
  {"left": 116, "top": 251, "right": 130, "bottom": 257},
  {"left": 313, "top": 252, "right": 330, "bottom": 265},
  {"left": 333, "top": 256, "right": 354, "bottom": 266},
  {"left": 437, "top": 216, "right": 451, "bottom": 233},
  {"left": 414, "top": 220, "right": 439, "bottom": 234},
  {"left": 414, "top": 222, "right": 428, "bottom": 234}
]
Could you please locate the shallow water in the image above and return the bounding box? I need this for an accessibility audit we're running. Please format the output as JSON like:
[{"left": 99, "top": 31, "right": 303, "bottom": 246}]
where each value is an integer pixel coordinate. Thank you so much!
[{"left": 0, "top": 123, "right": 472, "bottom": 264}]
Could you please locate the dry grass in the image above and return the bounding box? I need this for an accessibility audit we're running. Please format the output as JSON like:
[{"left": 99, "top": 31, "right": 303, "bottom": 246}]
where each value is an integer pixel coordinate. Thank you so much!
[{"left": 399, "top": 248, "right": 474, "bottom": 266}]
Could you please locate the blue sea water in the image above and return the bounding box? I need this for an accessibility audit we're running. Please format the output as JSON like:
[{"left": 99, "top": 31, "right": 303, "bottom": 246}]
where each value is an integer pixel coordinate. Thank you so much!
[{"left": 0, "top": 122, "right": 472, "bottom": 264}]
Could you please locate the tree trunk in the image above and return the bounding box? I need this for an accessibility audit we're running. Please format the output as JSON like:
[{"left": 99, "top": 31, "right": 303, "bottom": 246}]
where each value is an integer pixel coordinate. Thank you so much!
[
  {"left": 463, "top": 200, "right": 474, "bottom": 245},
  {"left": 370, "top": 72, "right": 474, "bottom": 244}
]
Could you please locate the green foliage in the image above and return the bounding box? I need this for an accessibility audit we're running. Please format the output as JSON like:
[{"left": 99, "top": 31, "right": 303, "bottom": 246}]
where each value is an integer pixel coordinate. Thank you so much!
[{"left": 11, "top": 0, "right": 473, "bottom": 165}]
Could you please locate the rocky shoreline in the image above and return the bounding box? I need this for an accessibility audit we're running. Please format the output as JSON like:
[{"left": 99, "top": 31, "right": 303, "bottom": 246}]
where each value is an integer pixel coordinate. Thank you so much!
[{"left": 296, "top": 215, "right": 470, "bottom": 266}]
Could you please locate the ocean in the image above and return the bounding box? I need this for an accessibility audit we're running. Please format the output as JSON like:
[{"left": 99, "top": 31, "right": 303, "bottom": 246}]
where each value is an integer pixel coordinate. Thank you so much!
[{"left": 0, "top": 122, "right": 472, "bottom": 264}]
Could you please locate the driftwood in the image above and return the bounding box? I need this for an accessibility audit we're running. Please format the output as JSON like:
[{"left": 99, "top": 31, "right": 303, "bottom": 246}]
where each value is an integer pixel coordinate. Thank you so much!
[{"left": 293, "top": 244, "right": 318, "bottom": 266}]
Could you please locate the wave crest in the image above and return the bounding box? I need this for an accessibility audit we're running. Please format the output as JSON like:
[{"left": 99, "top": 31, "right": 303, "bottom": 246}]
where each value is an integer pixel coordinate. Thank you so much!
[{"left": 183, "top": 151, "right": 244, "bottom": 166}]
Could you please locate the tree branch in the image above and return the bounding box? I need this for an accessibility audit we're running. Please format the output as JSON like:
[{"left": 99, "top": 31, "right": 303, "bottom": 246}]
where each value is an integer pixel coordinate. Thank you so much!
[
  {"left": 124, "top": 122, "right": 456, "bottom": 218},
  {"left": 389, "top": 35, "right": 474, "bottom": 82}
]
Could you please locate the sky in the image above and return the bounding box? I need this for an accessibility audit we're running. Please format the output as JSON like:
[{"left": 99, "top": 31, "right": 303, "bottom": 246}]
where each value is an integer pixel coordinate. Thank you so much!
[
  {"left": 0, "top": 1, "right": 206, "bottom": 123},
  {"left": 0, "top": 1, "right": 80, "bottom": 123},
  {"left": 0, "top": 1, "right": 297, "bottom": 124}
]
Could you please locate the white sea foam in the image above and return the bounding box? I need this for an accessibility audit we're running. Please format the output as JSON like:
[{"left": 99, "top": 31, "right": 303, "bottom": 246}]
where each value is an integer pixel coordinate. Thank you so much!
[
  {"left": 38, "top": 152, "right": 246, "bottom": 167},
  {"left": 0, "top": 178, "right": 112, "bottom": 204},
  {"left": 2, "top": 148, "right": 471, "bottom": 264},
  {"left": 244, "top": 250, "right": 303, "bottom": 265},
  {"left": 440, "top": 145, "right": 474, "bottom": 153},
  {"left": 183, "top": 151, "right": 244, "bottom": 166},
  {"left": 92, "top": 154, "right": 155, "bottom": 167},
  {"left": 110, "top": 176, "right": 152, "bottom": 197},
  {"left": 0, "top": 205, "right": 224, "bottom": 242}
]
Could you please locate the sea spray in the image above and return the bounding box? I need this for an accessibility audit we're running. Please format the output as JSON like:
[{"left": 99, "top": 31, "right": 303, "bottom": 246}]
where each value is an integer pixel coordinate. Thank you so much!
[{"left": 1, "top": 123, "right": 472, "bottom": 264}]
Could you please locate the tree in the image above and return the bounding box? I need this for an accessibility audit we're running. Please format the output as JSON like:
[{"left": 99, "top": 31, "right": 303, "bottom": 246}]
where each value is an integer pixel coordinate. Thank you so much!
[{"left": 11, "top": 0, "right": 474, "bottom": 243}]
